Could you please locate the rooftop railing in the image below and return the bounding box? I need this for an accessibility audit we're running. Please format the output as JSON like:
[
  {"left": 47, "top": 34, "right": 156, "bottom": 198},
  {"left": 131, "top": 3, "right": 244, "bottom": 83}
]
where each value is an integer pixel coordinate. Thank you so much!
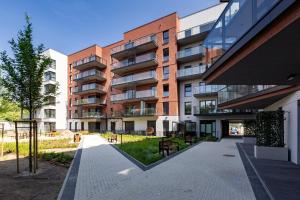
[
  {"left": 112, "top": 71, "right": 156, "bottom": 86},
  {"left": 111, "top": 34, "right": 157, "bottom": 55},
  {"left": 73, "top": 55, "right": 107, "bottom": 67},
  {"left": 177, "top": 21, "right": 215, "bottom": 40},
  {"left": 111, "top": 52, "right": 156, "bottom": 70},
  {"left": 218, "top": 85, "right": 276, "bottom": 104},
  {"left": 204, "top": 0, "right": 280, "bottom": 66},
  {"left": 177, "top": 46, "right": 203, "bottom": 59}
]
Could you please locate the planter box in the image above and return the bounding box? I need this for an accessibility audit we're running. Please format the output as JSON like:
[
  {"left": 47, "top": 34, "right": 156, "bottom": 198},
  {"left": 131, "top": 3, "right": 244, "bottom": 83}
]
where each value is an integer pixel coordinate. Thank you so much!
[
  {"left": 254, "top": 145, "right": 288, "bottom": 161},
  {"left": 243, "top": 136, "right": 256, "bottom": 144}
]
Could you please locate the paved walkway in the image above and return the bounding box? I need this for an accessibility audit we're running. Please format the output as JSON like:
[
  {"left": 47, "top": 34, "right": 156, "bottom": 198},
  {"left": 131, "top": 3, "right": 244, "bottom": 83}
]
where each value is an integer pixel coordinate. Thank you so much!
[{"left": 67, "top": 135, "right": 256, "bottom": 200}]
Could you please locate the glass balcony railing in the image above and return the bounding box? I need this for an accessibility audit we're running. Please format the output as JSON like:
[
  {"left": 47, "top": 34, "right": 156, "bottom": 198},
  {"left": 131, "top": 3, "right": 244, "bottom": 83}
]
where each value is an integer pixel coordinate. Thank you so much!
[
  {"left": 177, "top": 46, "right": 203, "bottom": 59},
  {"left": 73, "top": 83, "right": 104, "bottom": 93},
  {"left": 111, "top": 35, "right": 157, "bottom": 54},
  {"left": 122, "top": 108, "right": 157, "bottom": 117},
  {"left": 74, "top": 69, "right": 105, "bottom": 80},
  {"left": 177, "top": 64, "right": 206, "bottom": 78},
  {"left": 111, "top": 89, "right": 157, "bottom": 102},
  {"left": 74, "top": 98, "right": 105, "bottom": 106},
  {"left": 111, "top": 53, "right": 156, "bottom": 70},
  {"left": 193, "top": 106, "right": 254, "bottom": 115},
  {"left": 73, "top": 55, "right": 107, "bottom": 68},
  {"left": 218, "top": 85, "right": 276, "bottom": 104},
  {"left": 204, "top": 0, "right": 280, "bottom": 66},
  {"left": 112, "top": 71, "right": 156, "bottom": 86},
  {"left": 194, "top": 85, "right": 225, "bottom": 95},
  {"left": 82, "top": 112, "right": 103, "bottom": 118},
  {"left": 177, "top": 21, "right": 215, "bottom": 40}
]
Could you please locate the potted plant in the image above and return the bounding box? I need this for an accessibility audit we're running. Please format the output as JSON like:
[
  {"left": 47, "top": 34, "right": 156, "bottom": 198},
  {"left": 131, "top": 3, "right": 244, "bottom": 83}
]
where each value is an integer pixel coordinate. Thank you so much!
[
  {"left": 254, "top": 110, "right": 288, "bottom": 161},
  {"left": 243, "top": 120, "right": 257, "bottom": 144}
]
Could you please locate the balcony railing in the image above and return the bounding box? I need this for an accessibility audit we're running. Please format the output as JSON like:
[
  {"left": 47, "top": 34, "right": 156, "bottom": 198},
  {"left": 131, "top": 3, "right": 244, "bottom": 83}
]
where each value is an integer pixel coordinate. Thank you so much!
[
  {"left": 74, "top": 69, "right": 105, "bottom": 81},
  {"left": 73, "top": 55, "right": 107, "bottom": 68},
  {"left": 111, "top": 35, "right": 157, "bottom": 55},
  {"left": 73, "top": 83, "right": 104, "bottom": 93},
  {"left": 121, "top": 108, "right": 157, "bottom": 117},
  {"left": 204, "top": 0, "right": 280, "bottom": 66},
  {"left": 74, "top": 98, "right": 105, "bottom": 106},
  {"left": 194, "top": 85, "right": 225, "bottom": 95},
  {"left": 193, "top": 106, "right": 255, "bottom": 115},
  {"left": 177, "top": 21, "right": 215, "bottom": 40},
  {"left": 112, "top": 71, "right": 156, "bottom": 86},
  {"left": 218, "top": 85, "right": 276, "bottom": 104},
  {"left": 177, "top": 64, "right": 206, "bottom": 79},
  {"left": 111, "top": 89, "right": 157, "bottom": 102},
  {"left": 111, "top": 53, "right": 156, "bottom": 70},
  {"left": 177, "top": 46, "right": 203, "bottom": 59}
]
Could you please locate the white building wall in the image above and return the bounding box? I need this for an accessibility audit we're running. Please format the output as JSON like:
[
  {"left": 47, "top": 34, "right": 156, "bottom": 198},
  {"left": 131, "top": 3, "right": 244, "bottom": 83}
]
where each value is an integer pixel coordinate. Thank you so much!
[{"left": 265, "top": 91, "right": 300, "bottom": 164}]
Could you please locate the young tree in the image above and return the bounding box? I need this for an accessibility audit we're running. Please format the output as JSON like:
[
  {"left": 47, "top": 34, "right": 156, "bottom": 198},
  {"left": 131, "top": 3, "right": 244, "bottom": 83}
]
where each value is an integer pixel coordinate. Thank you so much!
[{"left": 0, "top": 14, "right": 58, "bottom": 172}]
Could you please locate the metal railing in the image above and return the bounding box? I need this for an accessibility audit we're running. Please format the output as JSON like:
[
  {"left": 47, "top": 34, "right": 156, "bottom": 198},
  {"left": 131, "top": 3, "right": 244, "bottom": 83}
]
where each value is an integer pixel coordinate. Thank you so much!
[
  {"left": 111, "top": 89, "right": 157, "bottom": 102},
  {"left": 74, "top": 69, "right": 105, "bottom": 80},
  {"left": 218, "top": 85, "right": 276, "bottom": 104},
  {"left": 73, "top": 55, "right": 107, "bottom": 67},
  {"left": 177, "top": 21, "right": 215, "bottom": 40},
  {"left": 111, "top": 52, "right": 156, "bottom": 70},
  {"left": 112, "top": 71, "right": 156, "bottom": 86},
  {"left": 177, "top": 64, "right": 206, "bottom": 78},
  {"left": 204, "top": 0, "right": 280, "bottom": 66},
  {"left": 74, "top": 98, "right": 105, "bottom": 106},
  {"left": 73, "top": 83, "right": 104, "bottom": 93},
  {"left": 111, "top": 34, "right": 157, "bottom": 54},
  {"left": 177, "top": 46, "right": 203, "bottom": 59},
  {"left": 194, "top": 85, "right": 225, "bottom": 95}
]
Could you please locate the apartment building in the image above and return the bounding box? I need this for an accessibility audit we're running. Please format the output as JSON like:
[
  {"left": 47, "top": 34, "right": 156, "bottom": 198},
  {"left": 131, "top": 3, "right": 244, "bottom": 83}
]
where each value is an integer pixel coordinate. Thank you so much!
[
  {"left": 200, "top": 0, "right": 300, "bottom": 164},
  {"left": 35, "top": 49, "right": 68, "bottom": 132}
]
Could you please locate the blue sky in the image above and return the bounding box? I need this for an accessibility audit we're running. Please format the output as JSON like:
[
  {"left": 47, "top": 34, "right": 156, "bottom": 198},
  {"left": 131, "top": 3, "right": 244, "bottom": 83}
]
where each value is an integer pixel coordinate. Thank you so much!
[{"left": 0, "top": 0, "right": 218, "bottom": 55}]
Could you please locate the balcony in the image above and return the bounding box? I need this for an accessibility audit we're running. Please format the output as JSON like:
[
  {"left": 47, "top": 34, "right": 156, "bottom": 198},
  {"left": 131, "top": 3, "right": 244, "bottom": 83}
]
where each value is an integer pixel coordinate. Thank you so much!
[
  {"left": 111, "top": 89, "right": 158, "bottom": 103},
  {"left": 202, "top": 0, "right": 300, "bottom": 85},
  {"left": 177, "top": 21, "right": 215, "bottom": 46},
  {"left": 111, "top": 35, "right": 157, "bottom": 60},
  {"left": 193, "top": 106, "right": 255, "bottom": 116},
  {"left": 176, "top": 64, "right": 206, "bottom": 81},
  {"left": 74, "top": 69, "right": 106, "bottom": 83},
  {"left": 177, "top": 46, "right": 204, "bottom": 64},
  {"left": 112, "top": 71, "right": 157, "bottom": 89},
  {"left": 74, "top": 98, "right": 105, "bottom": 107},
  {"left": 111, "top": 53, "right": 158, "bottom": 75},
  {"left": 120, "top": 108, "right": 157, "bottom": 118},
  {"left": 72, "top": 112, "right": 103, "bottom": 119},
  {"left": 73, "top": 55, "right": 107, "bottom": 71},
  {"left": 194, "top": 85, "right": 225, "bottom": 97},
  {"left": 73, "top": 83, "right": 105, "bottom": 95}
]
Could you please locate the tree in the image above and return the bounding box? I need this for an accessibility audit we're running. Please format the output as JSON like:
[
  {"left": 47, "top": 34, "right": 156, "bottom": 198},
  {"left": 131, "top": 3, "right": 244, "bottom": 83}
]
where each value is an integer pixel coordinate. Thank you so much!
[
  {"left": 0, "top": 98, "right": 23, "bottom": 121},
  {"left": 0, "top": 14, "right": 58, "bottom": 172}
]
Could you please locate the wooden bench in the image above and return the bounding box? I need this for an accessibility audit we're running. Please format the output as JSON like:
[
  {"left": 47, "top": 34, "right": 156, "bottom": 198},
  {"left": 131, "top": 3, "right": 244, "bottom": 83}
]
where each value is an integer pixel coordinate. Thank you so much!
[
  {"left": 107, "top": 134, "right": 117, "bottom": 143},
  {"left": 159, "top": 139, "right": 179, "bottom": 156}
]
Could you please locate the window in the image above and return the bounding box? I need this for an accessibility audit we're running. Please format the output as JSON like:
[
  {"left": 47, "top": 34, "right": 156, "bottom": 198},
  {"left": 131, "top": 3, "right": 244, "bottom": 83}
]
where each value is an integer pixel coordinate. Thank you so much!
[
  {"left": 163, "top": 66, "right": 169, "bottom": 79},
  {"left": 45, "top": 71, "right": 56, "bottom": 81},
  {"left": 184, "top": 84, "right": 192, "bottom": 97},
  {"left": 69, "top": 64, "right": 72, "bottom": 72},
  {"left": 184, "top": 102, "right": 192, "bottom": 115},
  {"left": 185, "top": 29, "right": 192, "bottom": 37},
  {"left": 163, "top": 102, "right": 169, "bottom": 115},
  {"left": 69, "top": 122, "right": 72, "bottom": 130},
  {"left": 44, "top": 84, "right": 55, "bottom": 94},
  {"left": 163, "top": 48, "right": 169, "bottom": 62},
  {"left": 199, "top": 100, "right": 216, "bottom": 114},
  {"left": 45, "top": 96, "right": 56, "bottom": 106},
  {"left": 163, "top": 30, "right": 169, "bottom": 44},
  {"left": 44, "top": 109, "right": 56, "bottom": 118},
  {"left": 184, "top": 47, "right": 192, "bottom": 56},
  {"left": 69, "top": 75, "right": 72, "bottom": 83},
  {"left": 163, "top": 84, "right": 169, "bottom": 97}
]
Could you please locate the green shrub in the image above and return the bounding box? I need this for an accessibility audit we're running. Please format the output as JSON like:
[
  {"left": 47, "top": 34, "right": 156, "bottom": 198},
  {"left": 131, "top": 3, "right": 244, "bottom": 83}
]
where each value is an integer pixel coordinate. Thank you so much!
[
  {"left": 244, "top": 120, "right": 257, "bottom": 137},
  {"left": 39, "top": 152, "right": 73, "bottom": 165}
]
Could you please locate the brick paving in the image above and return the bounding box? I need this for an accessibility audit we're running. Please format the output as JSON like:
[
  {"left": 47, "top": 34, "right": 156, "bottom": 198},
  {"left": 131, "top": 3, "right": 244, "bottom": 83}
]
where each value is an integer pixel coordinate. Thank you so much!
[{"left": 70, "top": 135, "right": 256, "bottom": 200}]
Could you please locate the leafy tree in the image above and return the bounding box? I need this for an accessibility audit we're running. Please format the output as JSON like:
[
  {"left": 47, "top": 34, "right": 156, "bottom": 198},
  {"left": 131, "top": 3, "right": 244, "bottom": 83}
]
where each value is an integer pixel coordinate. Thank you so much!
[{"left": 0, "top": 98, "right": 23, "bottom": 121}]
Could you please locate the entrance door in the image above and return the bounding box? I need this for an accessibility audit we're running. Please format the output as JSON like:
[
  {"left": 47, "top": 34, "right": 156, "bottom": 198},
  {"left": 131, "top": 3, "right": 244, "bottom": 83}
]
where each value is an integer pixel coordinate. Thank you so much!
[
  {"left": 200, "top": 120, "right": 216, "bottom": 137},
  {"left": 163, "top": 120, "right": 169, "bottom": 136},
  {"left": 222, "top": 120, "right": 229, "bottom": 138},
  {"left": 125, "top": 121, "right": 134, "bottom": 133},
  {"left": 147, "top": 120, "right": 156, "bottom": 135},
  {"left": 111, "top": 122, "right": 116, "bottom": 133},
  {"left": 81, "top": 122, "right": 84, "bottom": 131}
]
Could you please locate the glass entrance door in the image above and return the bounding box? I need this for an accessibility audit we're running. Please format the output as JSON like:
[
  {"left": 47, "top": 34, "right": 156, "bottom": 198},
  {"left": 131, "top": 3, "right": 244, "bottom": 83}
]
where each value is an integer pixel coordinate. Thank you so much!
[{"left": 200, "top": 120, "right": 216, "bottom": 137}]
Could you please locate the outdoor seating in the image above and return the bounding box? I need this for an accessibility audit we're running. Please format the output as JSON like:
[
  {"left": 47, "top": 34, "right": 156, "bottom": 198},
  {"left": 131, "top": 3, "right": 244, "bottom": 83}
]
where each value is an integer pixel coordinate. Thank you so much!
[
  {"left": 146, "top": 127, "right": 154, "bottom": 136},
  {"left": 159, "top": 139, "right": 179, "bottom": 156},
  {"left": 107, "top": 134, "right": 117, "bottom": 143}
]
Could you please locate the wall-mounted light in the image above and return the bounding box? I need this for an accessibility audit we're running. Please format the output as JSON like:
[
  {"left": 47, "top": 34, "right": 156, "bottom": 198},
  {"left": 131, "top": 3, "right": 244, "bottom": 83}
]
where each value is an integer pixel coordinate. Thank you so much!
[{"left": 287, "top": 74, "right": 296, "bottom": 81}]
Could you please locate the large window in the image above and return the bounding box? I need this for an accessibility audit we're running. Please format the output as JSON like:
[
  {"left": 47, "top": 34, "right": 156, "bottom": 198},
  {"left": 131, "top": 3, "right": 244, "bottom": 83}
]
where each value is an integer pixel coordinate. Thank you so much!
[
  {"left": 199, "top": 100, "right": 216, "bottom": 114},
  {"left": 163, "top": 30, "right": 169, "bottom": 44},
  {"left": 44, "top": 109, "right": 56, "bottom": 118},
  {"left": 163, "top": 84, "right": 169, "bottom": 97},
  {"left": 184, "top": 84, "right": 192, "bottom": 97},
  {"left": 163, "top": 102, "right": 169, "bottom": 115},
  {"left": 44, "top": 71, "right": 56, "bottom": 81},
  {"left": 163, "top": 48, "right": 169, "bottom": 62},
  {"left": 163, "top": 66, "right": 169, "bottom": 79},
  {"left": 184, "top": 102, "right": 192, "bottom": 115}
]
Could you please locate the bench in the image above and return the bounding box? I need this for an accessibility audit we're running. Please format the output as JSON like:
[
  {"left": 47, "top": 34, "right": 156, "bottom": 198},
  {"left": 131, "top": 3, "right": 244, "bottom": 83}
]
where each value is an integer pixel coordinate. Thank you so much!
[
  {"left": 159, "top": 139, "right": 179, "bottom": 156},
  {"left": 107, "top": 134, "right": 117, "bottom": 143}
]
